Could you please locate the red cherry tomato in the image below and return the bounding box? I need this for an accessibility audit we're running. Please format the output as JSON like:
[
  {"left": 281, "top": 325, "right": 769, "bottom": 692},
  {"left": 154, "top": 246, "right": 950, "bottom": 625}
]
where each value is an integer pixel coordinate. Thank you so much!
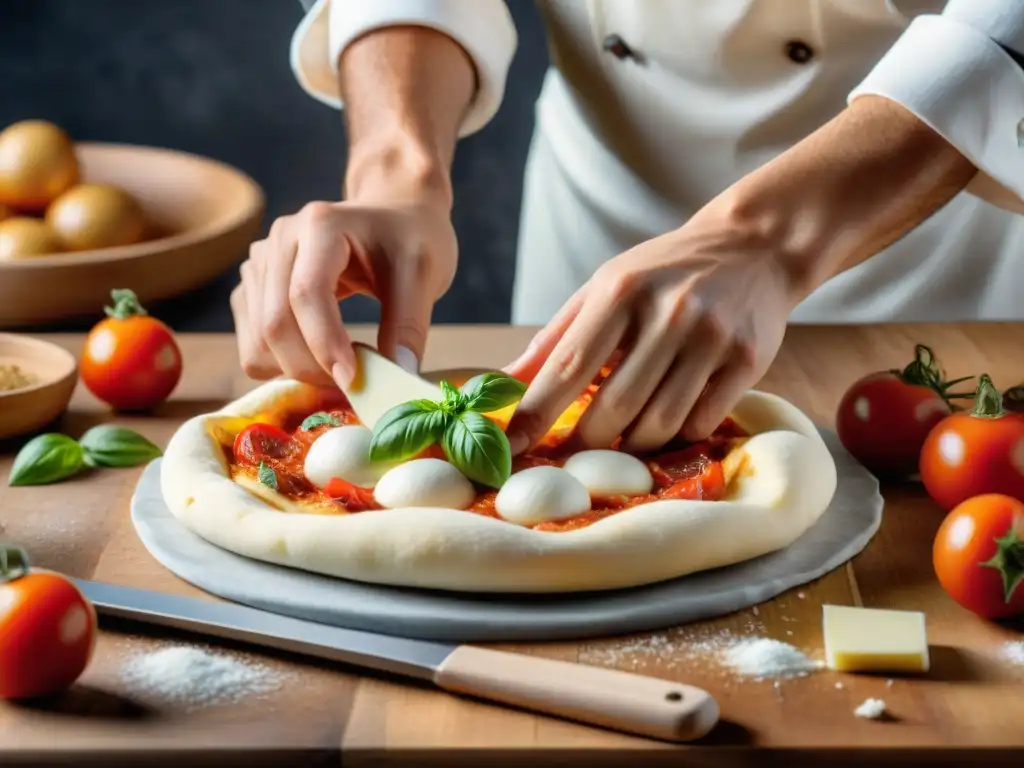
[
  {"left": 0, "top": 547, "right": 97, "bottom": 699},
  {"left": 920, "top": 374, "right": 1024, "bottom": 511},
  {"left": 233, "top": 423, "right": 297, "bottom": 466},
  {"left": 324, "top": 477, "right": 380, "bottom": 511},
  {"left": 80, "top": 288, "right": 182, "bottom": 412},
  {"left": 836, "top": 344, "right": 972, "bottom": 478},
  {"left": 933, "top": 493, "right": 1024, "bottom": 619}
]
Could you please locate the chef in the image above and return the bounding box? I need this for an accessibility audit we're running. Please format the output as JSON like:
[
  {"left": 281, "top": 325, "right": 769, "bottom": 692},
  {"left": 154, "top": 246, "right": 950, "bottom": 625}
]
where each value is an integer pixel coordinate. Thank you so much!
[{"left": 231, "top": 0, "right": 1024, "bottom": 455}]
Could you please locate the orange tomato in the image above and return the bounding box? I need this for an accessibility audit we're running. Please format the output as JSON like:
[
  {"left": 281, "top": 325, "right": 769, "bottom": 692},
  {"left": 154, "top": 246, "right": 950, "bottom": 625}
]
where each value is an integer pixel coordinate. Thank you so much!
[
  {"left": 80, "top": 288, "right": 182, "bottom": 412},
  {"left": 0, "top": 547, "right": 97, "bottom": 699},
  {"left": 835, "top": 345, "right": 972, "bottom": 478},
  {"left": 920, "top": 374, "right": 1024, "bottom": 511},
  {"left": 933, "top": 494, "right": 1024, "bottom": 619}
]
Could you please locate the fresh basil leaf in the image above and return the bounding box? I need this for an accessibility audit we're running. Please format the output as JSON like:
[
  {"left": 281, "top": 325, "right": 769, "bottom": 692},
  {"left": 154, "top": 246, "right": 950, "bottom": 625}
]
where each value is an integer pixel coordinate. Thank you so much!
[
  {"left": 8, "top": 434, "right": 86, "bottom": 486},
  {"left": 442, "top": 411, "right": 512, "bottom": 489},
  {"left": 300, "top": 411, "right": 341, "bottom": 431},
  {"left": 257, "top": 461, "right": 278, "bottom": 490},
  {"left": 79, "top": 425, "right": 163, "bottom": 468},
  {"left": 440, "top": 380, "right": 462, "bottom": 408},
  {"left": 460, "top": 373, "right": 527, "bottom": 413},
  {"left": 369, "top": 400, "right": 449, "bottom": 462}
]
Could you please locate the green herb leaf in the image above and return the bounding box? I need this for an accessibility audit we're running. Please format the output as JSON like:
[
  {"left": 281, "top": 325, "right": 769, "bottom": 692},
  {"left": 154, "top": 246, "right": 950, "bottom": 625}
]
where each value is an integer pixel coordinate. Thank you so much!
[
  {"left": 440, "top": 380, "right": 462, "bottom": 407},
  {"left": 79, "top": 425, "right": 163, "bottom": 468},
  {"left": 460, "top": 372, "right": 527, "bottom": 413},
  {"left": 257, "top": 461, "right": 278, "bottom": 490},
  {"left": 300, "top": 411, "right": 342, "bottom": 431},
  {"left": 8, "top": 434, "right": 86, "bottom": 486},
  {"left": 442, "top": 411, "right": 512, "bottom": 489},
  {"left": 369, "top": 400, "right": 449, "bottom": 462}
]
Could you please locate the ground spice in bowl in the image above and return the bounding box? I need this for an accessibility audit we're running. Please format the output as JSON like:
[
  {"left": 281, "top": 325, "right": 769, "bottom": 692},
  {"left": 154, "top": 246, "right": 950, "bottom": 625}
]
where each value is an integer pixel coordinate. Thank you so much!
[{"left": 0, "top": 363, "right": 39, "bottom": 392}]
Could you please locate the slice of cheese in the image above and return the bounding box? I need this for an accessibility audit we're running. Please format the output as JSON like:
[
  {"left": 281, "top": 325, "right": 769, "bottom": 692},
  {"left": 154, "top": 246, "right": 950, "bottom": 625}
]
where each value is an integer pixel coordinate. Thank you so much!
[
  {"left": 344, "top": 344, "right": 443, "bottom": 430},
  {"left": 822, "top": 604, "right": 929, "bottom": 673}
]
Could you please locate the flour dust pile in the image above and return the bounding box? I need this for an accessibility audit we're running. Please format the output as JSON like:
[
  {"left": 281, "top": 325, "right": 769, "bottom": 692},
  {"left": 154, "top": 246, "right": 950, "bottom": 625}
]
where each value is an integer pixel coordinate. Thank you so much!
[
  {"left": 120, "top": 644, "right": 285, "bottom": 709},
  {"left": 722, "top": 638, "right": 823, "bottom": 680}
]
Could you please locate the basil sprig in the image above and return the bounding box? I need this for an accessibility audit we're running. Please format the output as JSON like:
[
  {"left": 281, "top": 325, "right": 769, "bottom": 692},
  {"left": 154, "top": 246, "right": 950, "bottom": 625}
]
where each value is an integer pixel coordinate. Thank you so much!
[
  {"left": 78, "top": 425, "right": 163, "bottom": 468},
  {"left": 8, "top": 425, "right": 163, "bottom": 486},
  {"left": 368, "top": 372, "right": 526, "bottom": 488},
  {"left": 300, "top": 411, "right": 341, "bottom": 431},
  {"left": 8, "top": 434, "right": 85, "bottom": 486},
  {"left": 257, "top": 461, "right": 279, "bottom": 490}
]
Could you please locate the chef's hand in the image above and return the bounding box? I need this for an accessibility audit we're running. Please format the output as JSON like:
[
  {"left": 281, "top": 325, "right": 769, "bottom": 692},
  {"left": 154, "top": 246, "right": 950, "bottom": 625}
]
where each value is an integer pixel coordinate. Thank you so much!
[
  {"left": 230, "top": 196, "right": 457, "bottom": 388},
  {"left": 503, "top": 208, "right": 802, "bottom": 455}
]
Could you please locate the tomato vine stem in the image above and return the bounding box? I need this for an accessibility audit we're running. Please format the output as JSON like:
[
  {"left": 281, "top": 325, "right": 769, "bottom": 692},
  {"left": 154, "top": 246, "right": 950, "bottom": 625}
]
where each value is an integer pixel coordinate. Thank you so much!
[
  {"left": 0, "top": 544, "right": 30, "bottom": 583},
  {"left": 970, "top": 374, "right": 1007, "bottom": 419},
  {"left": 103, "top": 288, "right": 148, "bottom": 320},
  {"left": 889, "top": 344, "right": 975, "bottom": 407},
  {"left": 981, "top": 528, "right": 1024, "bottom": 603}
]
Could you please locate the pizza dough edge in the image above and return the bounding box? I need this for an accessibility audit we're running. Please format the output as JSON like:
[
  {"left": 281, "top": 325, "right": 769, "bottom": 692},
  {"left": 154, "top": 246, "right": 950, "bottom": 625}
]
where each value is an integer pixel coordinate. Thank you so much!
[{"left": 158, "top": 380, "right": 838, "bottom": 593}]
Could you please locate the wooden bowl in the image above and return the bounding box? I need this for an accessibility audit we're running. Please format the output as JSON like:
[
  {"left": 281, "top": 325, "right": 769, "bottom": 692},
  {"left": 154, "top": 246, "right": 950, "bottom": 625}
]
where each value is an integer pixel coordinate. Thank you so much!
[
  {"left": 0, "top": 142, "right": 265, "bottom": 327},
  {"left": 0, "top": 333, "right": 78, "bottom": 440}
]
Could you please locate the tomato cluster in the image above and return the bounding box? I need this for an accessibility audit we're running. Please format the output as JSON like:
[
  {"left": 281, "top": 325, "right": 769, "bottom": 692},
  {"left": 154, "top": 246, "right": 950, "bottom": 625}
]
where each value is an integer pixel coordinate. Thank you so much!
[{"left": 836, "top": 346, "right": 1024, "bottom": 620}]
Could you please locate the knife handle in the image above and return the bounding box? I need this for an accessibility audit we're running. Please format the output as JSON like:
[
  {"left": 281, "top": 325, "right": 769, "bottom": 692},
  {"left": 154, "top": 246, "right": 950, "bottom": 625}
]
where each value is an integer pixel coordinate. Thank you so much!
[{"left": 433, "top": 646, "right": 719, "bottom": 742}]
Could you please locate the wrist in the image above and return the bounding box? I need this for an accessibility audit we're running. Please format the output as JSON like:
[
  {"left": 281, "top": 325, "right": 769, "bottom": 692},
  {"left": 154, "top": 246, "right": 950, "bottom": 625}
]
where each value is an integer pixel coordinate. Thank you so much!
[
  {"left": 345, "top": 134, "right": 454, "bottom": 212},
  {"left": 702, "top": 96, "right": 975, "bottom": 300}
]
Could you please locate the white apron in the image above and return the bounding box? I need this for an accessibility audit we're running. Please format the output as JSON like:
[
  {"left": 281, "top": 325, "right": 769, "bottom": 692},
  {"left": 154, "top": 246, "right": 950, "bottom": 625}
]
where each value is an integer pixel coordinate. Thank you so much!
[{"left": 292, "top": 0, "right": 1024, "bottom": 325}]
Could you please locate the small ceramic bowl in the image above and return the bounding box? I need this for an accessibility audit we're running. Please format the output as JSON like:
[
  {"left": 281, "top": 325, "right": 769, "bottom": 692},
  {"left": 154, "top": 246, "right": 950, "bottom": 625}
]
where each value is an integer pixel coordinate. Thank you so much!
[{"left": 0, "top": 333, "right": 78, "bottom": 440}]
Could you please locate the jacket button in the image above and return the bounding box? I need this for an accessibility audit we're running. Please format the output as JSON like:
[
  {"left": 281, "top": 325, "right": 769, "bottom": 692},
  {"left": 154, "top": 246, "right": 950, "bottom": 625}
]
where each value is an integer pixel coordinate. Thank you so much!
[
  {"left": 602, "top": 33, "right": 635, "bottom": 60},
  {"left": 785, "top": 40, "right": 814, "bottom": 64}
]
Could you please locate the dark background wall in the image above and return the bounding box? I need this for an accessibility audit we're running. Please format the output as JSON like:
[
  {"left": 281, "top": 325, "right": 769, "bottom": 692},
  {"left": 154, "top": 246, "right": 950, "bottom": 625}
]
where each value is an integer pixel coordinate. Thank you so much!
[{"left": 0, "top": 0, "right": 549, "bottom": 331}]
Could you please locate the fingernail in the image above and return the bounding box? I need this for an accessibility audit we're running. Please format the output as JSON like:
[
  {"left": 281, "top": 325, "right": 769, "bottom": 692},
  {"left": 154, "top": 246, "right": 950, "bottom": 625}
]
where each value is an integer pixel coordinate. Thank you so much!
[
  {"left": 332, "top": 362, "right": 353, "bottom": 389},
  {"left": 395, "top": 345, "right": 420, "bottom": 374},
  {"left": 507, "top": 431, "right": 530, "bottom": 455}
]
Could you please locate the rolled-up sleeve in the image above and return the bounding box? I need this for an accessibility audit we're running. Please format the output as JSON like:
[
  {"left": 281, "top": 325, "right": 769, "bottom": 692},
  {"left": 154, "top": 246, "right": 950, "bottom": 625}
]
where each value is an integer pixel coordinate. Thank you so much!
[
  {"left": 849, "top": 0, "right": 1024, "bottom": 214},
  {"left": 289, "top": 0, "right": 517, "bottom": 137}
]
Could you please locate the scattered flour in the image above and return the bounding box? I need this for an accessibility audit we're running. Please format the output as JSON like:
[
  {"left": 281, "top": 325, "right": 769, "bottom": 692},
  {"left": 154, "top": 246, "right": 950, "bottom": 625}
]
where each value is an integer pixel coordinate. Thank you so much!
[
  {"left": 722, "top": 638, "right": 824, "bottom": 680},
  {"left": 854, "top": 698, "right": 887, "bottom": 720},
  {"left": 835, "top": 681, "right": 844, "bottom": 690},
  {"left": 998, "top": 641, "right": 1024, "bottom": 665},
  {"left": 120, "top": 645, "right": 284, "bottom": 709}
]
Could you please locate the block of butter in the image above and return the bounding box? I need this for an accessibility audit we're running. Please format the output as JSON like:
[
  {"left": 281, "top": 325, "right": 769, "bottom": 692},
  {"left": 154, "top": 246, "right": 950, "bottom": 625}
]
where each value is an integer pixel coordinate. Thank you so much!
[{"left": 822, "top": 604, "right": 930, "bottom": 673}]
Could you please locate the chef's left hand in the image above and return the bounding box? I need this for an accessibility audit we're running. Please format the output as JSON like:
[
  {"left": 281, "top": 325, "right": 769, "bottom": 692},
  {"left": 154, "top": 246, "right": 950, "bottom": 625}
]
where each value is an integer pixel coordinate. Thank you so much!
[{"left": 502, "top": 207, "right": 804, "bottom": 455}]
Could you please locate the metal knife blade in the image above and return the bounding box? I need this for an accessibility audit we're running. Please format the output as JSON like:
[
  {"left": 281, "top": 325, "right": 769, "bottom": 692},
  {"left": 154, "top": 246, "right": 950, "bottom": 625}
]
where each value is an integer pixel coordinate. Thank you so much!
[
  {"left": 73, "top": 578, "right": 454, "bottom": 680},
  {"left": 76, "top": 578, "right": 721, "bottom": 742}
]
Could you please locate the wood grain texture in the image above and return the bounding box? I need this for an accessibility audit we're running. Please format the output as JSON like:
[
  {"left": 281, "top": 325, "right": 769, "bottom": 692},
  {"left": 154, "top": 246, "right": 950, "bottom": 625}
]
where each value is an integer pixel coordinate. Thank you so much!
[{"left": 2, "top": 324, "right": 1024, "bottom": 765}]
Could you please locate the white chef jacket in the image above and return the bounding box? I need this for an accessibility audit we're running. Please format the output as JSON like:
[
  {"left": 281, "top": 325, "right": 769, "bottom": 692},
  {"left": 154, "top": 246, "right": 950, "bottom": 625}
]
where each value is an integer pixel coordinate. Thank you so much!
[{"left": 289, "top": 0, "right": 1024, "bottom": 325}]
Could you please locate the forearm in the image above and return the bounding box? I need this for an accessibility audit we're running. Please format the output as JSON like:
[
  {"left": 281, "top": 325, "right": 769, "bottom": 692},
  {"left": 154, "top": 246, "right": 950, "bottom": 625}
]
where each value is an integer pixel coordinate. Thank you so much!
[
  {"left": 338, "top": 26, "right": 476, "bottom": 209},
  {"left": 708, "top": 95, "right": 978, "bottom": 301}
]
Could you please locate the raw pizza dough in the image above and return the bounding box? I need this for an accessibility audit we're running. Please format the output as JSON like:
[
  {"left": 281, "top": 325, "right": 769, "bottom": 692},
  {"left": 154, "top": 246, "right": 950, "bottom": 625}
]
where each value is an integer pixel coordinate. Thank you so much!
[{"left": 159, "top": 379, "right": 838, "bottom": 593}]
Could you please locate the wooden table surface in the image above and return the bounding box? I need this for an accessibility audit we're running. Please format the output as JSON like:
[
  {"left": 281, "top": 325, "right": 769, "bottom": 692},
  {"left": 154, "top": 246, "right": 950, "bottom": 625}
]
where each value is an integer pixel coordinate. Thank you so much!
[{"left": 2, "top": 324, "right": 1024, "bottom": 766}]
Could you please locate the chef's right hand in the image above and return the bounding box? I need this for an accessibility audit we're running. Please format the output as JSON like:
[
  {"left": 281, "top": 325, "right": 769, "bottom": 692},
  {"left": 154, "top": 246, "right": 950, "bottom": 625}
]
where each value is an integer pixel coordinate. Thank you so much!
[{"left": 230, "top": 196, "right": 457, "bottom": 388}]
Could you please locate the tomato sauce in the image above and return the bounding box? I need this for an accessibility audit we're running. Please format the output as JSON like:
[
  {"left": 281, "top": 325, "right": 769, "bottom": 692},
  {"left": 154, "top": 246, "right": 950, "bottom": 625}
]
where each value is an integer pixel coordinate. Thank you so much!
[{"left": 221, "top": 385, "right": 745, "bottom": 531}]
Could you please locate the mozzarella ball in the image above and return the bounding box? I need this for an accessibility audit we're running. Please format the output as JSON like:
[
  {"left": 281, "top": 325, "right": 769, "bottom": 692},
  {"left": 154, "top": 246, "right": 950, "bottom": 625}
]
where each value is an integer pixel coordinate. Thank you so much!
[
  {"left": 562, "top": 450, "right": 653, "bottom": 497},
  {"left": 303, "top": 425, "right": 389, "bottom": 489},
  {"left": 374, "top": 458, "right": 475, "bottom": 510},
  {"left": 495, "top": 466, "right": 591, "bottom": 527}
]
